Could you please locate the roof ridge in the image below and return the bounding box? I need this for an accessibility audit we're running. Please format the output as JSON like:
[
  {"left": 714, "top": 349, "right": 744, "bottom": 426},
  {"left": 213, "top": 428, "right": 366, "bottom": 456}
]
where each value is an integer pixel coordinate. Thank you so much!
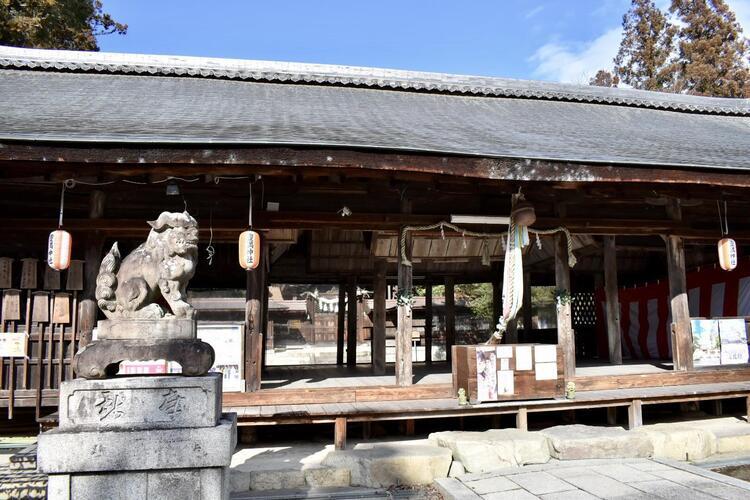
[{"left": 1, "top": 45, "right": 749, "bottom": 116}]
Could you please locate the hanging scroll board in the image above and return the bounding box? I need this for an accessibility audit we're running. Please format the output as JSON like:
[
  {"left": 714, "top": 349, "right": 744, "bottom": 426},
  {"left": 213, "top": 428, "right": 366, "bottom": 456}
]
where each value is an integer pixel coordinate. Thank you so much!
[
  {"left": 52, "top": 293, "right": 71, "bottom": 324},
  {"left": 66, "top": 260, "right": 84, "bottom": 291},
  {"left": 43, "top": 267, "right": 61, "bottom": 291},
  {"left": 1, "top": 289, "right": 21, "bottom": 321},
  {"left": 20, "top": 259, "right": 38, "bottom": 290},
  {"left": 0, "top": 258, "right": 12, "bottom": 289},
  {"left": 31, "top": 291, "right": 50, "bottom": 324}
]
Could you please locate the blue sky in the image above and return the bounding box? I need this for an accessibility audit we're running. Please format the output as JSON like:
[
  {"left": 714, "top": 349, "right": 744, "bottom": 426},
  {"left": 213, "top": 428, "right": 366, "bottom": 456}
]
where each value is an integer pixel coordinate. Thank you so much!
[{"left": 97, "top": 0, "right": 750, "bottom": 84}]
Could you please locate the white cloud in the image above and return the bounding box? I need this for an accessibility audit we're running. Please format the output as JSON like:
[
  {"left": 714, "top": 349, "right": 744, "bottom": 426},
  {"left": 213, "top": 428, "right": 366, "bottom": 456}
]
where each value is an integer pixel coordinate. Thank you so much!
[
  {"left": 727, "top": 0, "right": 750, "bottom": 34},
  {"left": 530, "top": 27, "right": 622, "bottom": 84},
  {"left": 525, "top": 5, "right": 545, "bottom": 19}
]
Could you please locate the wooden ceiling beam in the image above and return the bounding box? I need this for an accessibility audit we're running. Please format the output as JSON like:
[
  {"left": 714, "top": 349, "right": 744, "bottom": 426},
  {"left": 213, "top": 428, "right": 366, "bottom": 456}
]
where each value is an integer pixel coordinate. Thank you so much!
[{"left": 3, "top": 144, "right": 750, "bottom": 188}]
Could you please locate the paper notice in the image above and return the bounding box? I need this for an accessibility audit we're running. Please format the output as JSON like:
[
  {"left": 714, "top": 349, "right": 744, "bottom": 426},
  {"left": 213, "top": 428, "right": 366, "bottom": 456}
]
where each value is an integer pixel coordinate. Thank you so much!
[
  {"left": 497, "top": 370, "right": 514, "bottom": 395},
  {"left": 535, "top": 361, "right": 557, "bottom": 381},
  {"left": 500, "top": 358, "right": 510, "bottom": 371},
  {"left": 516, "top": 345, "right": 532, "bottom": 370},
  {"left": 496, "top": 345, "right": 513, "bottom": 358},
  {"left": 476, "top": 348, "right": 498, "bottom": 401},
  {"left": 534, "top": 345, "right": 557, "bottom": 363}
]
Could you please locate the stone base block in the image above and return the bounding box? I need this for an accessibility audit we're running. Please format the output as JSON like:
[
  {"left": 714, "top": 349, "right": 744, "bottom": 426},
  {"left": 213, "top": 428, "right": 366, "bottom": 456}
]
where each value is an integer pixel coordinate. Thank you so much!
[
  {"left": 58, "top": 374, "right": 222, "bottom": 431},
  {"left": 322, "top": 443, "right": 451, "bottom": 488},
  {"left": 429, "top": 429, "right": 550, "bottom": 473},
  {"left": 73, "top": 339, "right": 214, "bottom": 379},
  {"left": 541, "top": 424, "right": 653, "bottom": 460},
  {"left": 96, "top": 318, "right": 196, "bottom": 341},
  {"left": 39, "top": 413, "right": 236, "bottom": 473},
  {"left": 47, "top": 467, "right": 229, "bottom": 500},
  {"left": 636, "top": 424, "right": 717, "bottom": 461}
]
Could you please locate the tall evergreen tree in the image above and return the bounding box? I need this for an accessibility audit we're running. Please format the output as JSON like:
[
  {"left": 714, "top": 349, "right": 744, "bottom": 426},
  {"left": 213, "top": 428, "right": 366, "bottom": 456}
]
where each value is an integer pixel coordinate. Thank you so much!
[
  {"left": 589, "top": 69, "right": 620, "bottom": 87},
  {"left": 613, "top": 0, "right": 677, "bottom": 91},
  {"left": 670, "top": 0, "right": 749, "bottom": 97}
]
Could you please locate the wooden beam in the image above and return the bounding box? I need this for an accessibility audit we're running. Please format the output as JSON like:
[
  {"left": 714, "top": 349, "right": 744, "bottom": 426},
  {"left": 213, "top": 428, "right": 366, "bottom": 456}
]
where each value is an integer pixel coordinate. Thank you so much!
[
  {"left": 336, "top": 283, "right": 346, "bottom": 366},
  {"left": 5, "top": 143, "right": 750, "bottom": 188},
  {"left": 396, "top": 199, "right": 413, "bottom": 386},
  {"left": 445, "top": 277, "right": 455, "bottom": 364},
  {"left": 334, "top": 417, "right": 347, "bottom": 450},
  {"left": 245, "top": 237, "right": 267, "bottom": 392},
  {"left": 2, "top": 215, "right": 750, "bottom": 240},
  {"left": 555, "top": 233, "right": 575, "bottom": 382},
  {"left": 425, "top": 280, "right": 433, "bottom": 366},
  {"left": 603, "top": 236, "right": 622, "bottom": 365},
  {"left": 372, "top": 260, "right": 386, "bottom": 375},
  {"left": 346, "top": 277, "right": 357, "bottom": 368},
  {"left": 522, "top": 270, "right": 532, "bottom": 338},
  {"left": 666, "top": 200, "right": 693, "bottom": 371}
]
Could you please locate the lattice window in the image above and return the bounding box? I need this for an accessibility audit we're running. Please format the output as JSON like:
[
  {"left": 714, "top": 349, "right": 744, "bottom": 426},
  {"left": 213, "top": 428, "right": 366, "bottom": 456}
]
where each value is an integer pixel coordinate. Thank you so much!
[{"left": 572, "top": 292, "right": 597, "bottom": 327}]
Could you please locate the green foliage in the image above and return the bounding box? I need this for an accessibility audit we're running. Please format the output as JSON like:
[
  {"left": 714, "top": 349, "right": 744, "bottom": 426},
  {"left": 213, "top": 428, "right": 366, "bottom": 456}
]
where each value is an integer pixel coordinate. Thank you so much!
[
  {"left": 0, "top": 0, "right": 127, "bottom": 51},
  {"left": 416, "top": 283, "right": 494, "bottom": 320}
]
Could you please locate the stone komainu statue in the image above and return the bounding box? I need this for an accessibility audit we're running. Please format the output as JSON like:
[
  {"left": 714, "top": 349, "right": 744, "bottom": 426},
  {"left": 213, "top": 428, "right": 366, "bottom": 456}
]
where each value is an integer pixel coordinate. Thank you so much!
[{"left": 95, "top": 211, "right": 199, "bottom": 319}]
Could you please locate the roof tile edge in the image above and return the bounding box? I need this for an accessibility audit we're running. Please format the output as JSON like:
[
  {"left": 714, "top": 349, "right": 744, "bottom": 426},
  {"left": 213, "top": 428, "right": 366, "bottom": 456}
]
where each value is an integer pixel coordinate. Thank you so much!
[{"left": 1, "top": 45, "right": 748, "bottom": 116}]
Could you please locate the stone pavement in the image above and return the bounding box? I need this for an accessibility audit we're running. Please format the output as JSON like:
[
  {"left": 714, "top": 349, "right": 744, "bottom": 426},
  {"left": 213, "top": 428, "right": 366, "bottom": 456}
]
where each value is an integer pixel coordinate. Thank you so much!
[{"left": 435, "top": 457, "right": 750, "bottom": 499}]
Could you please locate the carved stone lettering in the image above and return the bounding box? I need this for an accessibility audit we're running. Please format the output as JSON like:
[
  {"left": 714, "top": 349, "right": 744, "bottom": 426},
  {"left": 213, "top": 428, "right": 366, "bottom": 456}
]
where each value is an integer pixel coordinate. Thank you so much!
[
  {"left": 159, "top": 389, "right": 186, "bottom": 420},
  {"left": 94, "top": 391, "right": 125, "bottom": 421}
]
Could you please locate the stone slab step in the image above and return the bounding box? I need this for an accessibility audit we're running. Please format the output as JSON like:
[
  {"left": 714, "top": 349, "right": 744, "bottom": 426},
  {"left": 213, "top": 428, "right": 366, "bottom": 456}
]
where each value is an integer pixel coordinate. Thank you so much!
[
  {"left": 230, "top": 465, "right": 351, "bottom": 492},
  {"left": 231, "top": 486, "right": 390, "bottom": 499}
]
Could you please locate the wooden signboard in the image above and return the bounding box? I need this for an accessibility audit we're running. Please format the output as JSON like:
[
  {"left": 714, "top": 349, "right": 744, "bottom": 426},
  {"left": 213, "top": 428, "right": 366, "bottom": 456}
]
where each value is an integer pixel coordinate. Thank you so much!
[
  {"left": 452, "top": 344, "right": 564, "bottom": 404},
  {"left": 0, "top": 257, "right": 12, "bottom": 289}
]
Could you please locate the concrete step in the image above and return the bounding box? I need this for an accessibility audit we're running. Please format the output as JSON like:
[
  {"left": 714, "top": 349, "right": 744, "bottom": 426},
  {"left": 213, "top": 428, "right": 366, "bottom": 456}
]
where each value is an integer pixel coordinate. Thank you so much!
[{"left": 231, "top": 486, "right": 389, "bottom": 499}]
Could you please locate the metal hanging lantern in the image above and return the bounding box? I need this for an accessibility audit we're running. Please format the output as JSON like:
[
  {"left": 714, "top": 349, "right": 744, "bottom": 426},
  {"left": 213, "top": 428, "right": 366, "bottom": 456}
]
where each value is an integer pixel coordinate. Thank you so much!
[
  {"left": 239, "top": 180, "right": 261, "bottom": 270},
  {"left": 717, "top": 201, "right": 737, "bottom": 272},
  {"left": 48, "top": 183, "right": 71, "bottom": 270}
]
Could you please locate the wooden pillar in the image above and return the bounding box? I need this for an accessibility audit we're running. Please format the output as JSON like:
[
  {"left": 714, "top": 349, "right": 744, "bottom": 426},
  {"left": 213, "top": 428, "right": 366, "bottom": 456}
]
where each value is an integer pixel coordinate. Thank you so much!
[
  {"left": 666, "top": 235, "right": 693, "bottom": 371},
  {"left": 628, "top": 400, "right": 643, "bottom": 429},
  {"left": 603, "top": 236, "right": 622, "bottom": 365},
  {"left": 372, "top": 260, "right": 387, "bottom": 375},
  {"left": 425, "top": 280, "right": 433, "bottom": 365},
  {"left": 516, "top": 407, "right": 528, "bottom": 431},
  {"left": 607, "top": 407, "right": 618, "bottom": 426},
  {"left": 245, "top": 236, "right": 267, "bottom": 392},
  {"left": 78, "top": 190, "right": 106, "bottom": 348},
  {"left": 334, "top": 417, "right": 347, "bottom": 450},
  {"left": 346, "top": 277, "right": 357, "bottom": 367},
  {"left": 445, "top": 277, "right": 455, "bottom": 363},
  {"left": 666, "top": 200, "right": 693, "bottom": 371},
  {"left": 492, "top": 279, "right": 502, "bottom": 332},
  {"left": 555, "top": 233, "right": 575, "bottom": 382},
  {"left": 336, "top": 283, "right": 345, "bottom": 366},
  {"left": 522, "top": 270, "right": 532, "bottom": 337},
  {"left": 261, "top": 242, "right": 270, "bottom": 370},
  {"left": 396, "top": 229, "right": 413, "bottom": 386}
]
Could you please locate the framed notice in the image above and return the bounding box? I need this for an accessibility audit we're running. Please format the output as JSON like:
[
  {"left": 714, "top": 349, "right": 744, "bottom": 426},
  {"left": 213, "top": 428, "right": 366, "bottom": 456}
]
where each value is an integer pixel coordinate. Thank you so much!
[
  {"left": 691, "top": 319, "right": 721, "bottom": 367},
  {"left": 0, "top": 332, "right": 28, "bottom": 357},
  {"left": 718, "top": 318, "right": 749, "bottom": 365},
  {"left": 198, "top": 323, "right": 245, "bottom": 392}
]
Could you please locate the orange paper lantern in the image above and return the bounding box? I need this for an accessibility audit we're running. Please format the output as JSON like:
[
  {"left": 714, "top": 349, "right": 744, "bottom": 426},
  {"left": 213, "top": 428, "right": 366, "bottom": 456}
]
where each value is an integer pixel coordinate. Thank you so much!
[
  {"left": 47, "top": 229, "right": 72, "bottom": 270},
  {"left": 239, "top": 230, "right": 261, "bottom": 269},
  {"left": 718, "top": 237, "right": 737, "bottom": 271}
]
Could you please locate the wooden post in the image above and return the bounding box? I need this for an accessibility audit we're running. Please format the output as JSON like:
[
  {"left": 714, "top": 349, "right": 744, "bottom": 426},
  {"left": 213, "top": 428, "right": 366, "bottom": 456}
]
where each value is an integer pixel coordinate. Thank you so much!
[
  {"left": 603, "top": 236, "right": 622, "bottom": 365},
  {"left": 555, "top": 233, "right": 575, "bottom": 382},
  {"left": 607, "top": 407, "right": 618, "bottom": 426},
  {"left": 78, "top": 190, "right": 106, "bottom": 348},
  {"left": 666, "top": 199, "right": 693, "bottom": 371},
  {"left": 516, "top": 407, "right": 528, "bottom": 431},
  {"left": 260, "top": 247, "right": 270, "bottom": 371},
  {"left": 445, "top": 277, "right": 455, "bottom": 364},
  {"left": 372, "top": 260, "right": 387, "bottom": 375},
  {"left": 425, "top": 280, "right": 433, "bottom": 365},
  {"left": 522, "top": 270, "right": 532, "bottom": 338},
  {"left": 346, "top": 277, "right": 357, "bottom": 367},
  {"left": 396, "top": 230, "right": 413, "bottom": 386},
  {"left": 245, "top": 236, "right": 266, "bottom": 392},
  {"left": 334, "top": 417, "right": 347, "bottom": 450},
  {"left": 336, "top": 283, "right": 345, "bottom": 366},
  {"left": 746, "top": 395, "right": 750, "bottom": 423},
  {"left": 628, "top": 400, "right": 643, "bottom": 429},
  {"left": 666, "top": 235, "right": 693, "bottom": 371},
  {"left": 492, "top": 278, "right": 502, "bottom": 332}
]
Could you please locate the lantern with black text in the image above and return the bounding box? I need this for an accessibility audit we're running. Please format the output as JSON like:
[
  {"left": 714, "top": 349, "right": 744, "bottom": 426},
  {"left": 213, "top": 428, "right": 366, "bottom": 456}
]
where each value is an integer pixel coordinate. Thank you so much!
[
  {"left": 239, "top": 230, "right": 261, "bottom": 270},
  {"left": 718, "top": 237, "right": 738, "bottom": 271},
  {"left": 48, "top": 229, "right": 72, "bottom": 270}
]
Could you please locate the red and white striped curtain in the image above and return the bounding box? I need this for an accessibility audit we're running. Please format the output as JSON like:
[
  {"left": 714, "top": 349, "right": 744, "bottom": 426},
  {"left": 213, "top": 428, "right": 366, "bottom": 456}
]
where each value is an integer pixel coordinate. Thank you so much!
[{"left": 595, "top": 257, "right": 750, "bottom": 360}]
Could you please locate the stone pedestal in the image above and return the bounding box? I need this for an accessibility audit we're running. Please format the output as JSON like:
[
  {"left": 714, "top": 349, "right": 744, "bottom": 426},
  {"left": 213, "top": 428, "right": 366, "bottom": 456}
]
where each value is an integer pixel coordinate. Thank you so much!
[{"left": 38, "top": 374, "right": 236, "bottom": 500}]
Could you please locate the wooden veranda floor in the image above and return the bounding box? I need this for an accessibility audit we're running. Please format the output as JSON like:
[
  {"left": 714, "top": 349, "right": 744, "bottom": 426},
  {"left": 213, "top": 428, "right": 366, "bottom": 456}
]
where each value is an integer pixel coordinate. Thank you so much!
[{"left": 260, "top": 360, "right": 673, "bottom": 390}]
